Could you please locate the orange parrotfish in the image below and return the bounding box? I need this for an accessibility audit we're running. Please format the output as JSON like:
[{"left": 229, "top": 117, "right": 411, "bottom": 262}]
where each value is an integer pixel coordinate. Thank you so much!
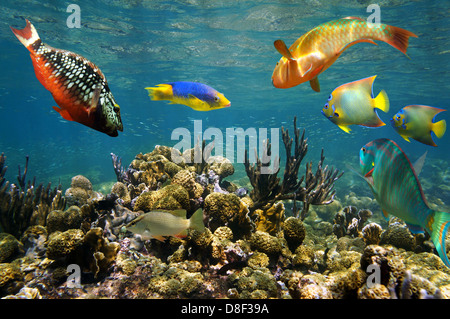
[
  {"left": 11, "top": 20, "right": 123, "bottom": 137},
  {"left": 360, "top": 138, "right": 450, "bottom": 268},
  {"left": 321, "top": 75, "right": 389, "bottom": 133},
  {"left": 126, "top": 209, "right": 205, "bottom": 242},
  {"left": 272, "top": 17, "right": 418, "bottom": 92},
  {"left": 391, "top": 105, "right": 447, "bottom": 147},
  {"left": 145, "top": 82, "right": 230, "bottom": 111}
]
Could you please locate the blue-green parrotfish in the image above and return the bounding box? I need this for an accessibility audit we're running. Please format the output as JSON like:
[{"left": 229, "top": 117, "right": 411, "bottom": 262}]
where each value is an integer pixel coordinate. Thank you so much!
[
  {"left": 145, "top": 81, "right": 230, "bottom": 111},
  {"left": 391, "top": 105, "right": 447, "bottom": 147},
  {"left": 321, "top": 76, "right": 389, "bottom": 133},
  {"left": 360, "top": 138, "right": 450, "bottom": 267}
]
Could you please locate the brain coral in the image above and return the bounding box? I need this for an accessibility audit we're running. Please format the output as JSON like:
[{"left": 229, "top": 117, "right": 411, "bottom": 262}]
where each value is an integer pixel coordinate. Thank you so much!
[
  {"left": 134, "top": 184, "right": 190, "bottom": 211},
  {"left": 380, "top": 224, "right": 416, "bottom": 251},
  {"left": 250, "top": 231, "right": 282, "bottom": 256},
  {"left": 203, "top": 192, "right": 241, "bottom": 230},
  {"left": 283, "top": 217, "right": 306, "bottom": 252}
]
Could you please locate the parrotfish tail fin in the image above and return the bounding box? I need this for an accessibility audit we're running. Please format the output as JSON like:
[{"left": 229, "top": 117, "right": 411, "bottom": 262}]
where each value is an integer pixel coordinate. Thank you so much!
[
  {"left": 429, "top": 211, "right": 450, "bottom": 268},
  {"left": 189, "top": 208, "right": 205, "bottom": 233},
  {"left": 432, "top": 119, "right": 446, "bottom": 139},
  {"left": 145, "top": 84, "right": 173, "bottom": 101},
  {"left": 10, "top": 19, "right": 41, "bottom": 52},
  {"left": 373, "top": 89, "right": 389, "bottom": 113},
  {"left": 386, "top": 25, "right": 418, "bottom": 58}
]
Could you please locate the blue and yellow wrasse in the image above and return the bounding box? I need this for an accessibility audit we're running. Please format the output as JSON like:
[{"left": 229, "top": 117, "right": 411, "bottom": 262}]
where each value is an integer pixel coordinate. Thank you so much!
[
  {"left": 145, "top": 81, "right": 230, "bottom": 111},
  {"left": 321, "top": 75, "right": 389, "bottom": 133},
  {"left": 391, "top": 105, "right": 447, "bottom": 147},
  {"left": 360, "top": 138, "right": 450, "bottom": 267},
  {"left": 272, "top": 17, "right": 417, "bottom": 92},
  {"left": 10, "top": 20, "right": 123, "bottom": 137}
]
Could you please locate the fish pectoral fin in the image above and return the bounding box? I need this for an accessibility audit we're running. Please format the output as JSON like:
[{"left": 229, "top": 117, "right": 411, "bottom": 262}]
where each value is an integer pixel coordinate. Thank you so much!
[
  {"left": 87, "top": 86, "right": 102, "bottom": 116},
  {"left": 52, "top": 106, "right": 74, "bottom": 121},
  {"left": 188, "top": 94, "right": 207, "bottom": 108},
  {"left": 337, "top": 124, "right": 351, "bottom": 133},
  {"left": 309, "top": 76, "right": 320, "bottom": 92},
  {"left": 274, "top": 39, "right": 294, "bottom": 60},
  {"left": 413, "top": 151, "right": 427, "bottom": 176},
  {"left": 381, "top": 209, "right": 390, "bottom": 221}
]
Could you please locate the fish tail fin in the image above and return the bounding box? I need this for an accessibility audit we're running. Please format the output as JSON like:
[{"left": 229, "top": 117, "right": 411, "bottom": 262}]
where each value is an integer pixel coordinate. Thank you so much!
[
  {"left": 145, "top": 84, "right": 173, "bottom": 101},
  {"left": 373, "top": 89, "right": 389, "bottom": 113},
  {"left": 428, "top": 211, "right": 450, "bottom": 268},
  {"left": 189, "top": 208, "right": 205, "bottom": 233},
  {"left": 432, "top": 119, "right": 447, "bottom": 139},
  {"left": 385, "top": 25, "right": 418, "bottom": 57},
  {"left": 10, "top": 19, "right": 41, "bottom": 52}
]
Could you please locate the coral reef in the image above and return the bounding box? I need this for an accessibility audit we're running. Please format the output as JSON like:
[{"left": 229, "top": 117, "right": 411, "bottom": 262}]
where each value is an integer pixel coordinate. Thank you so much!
[
  {"left": 0, "top": 154, "right": 66, "bottom": 238},
  {"left": 0, "top": 133, "right": 448, "bottom": 300}
]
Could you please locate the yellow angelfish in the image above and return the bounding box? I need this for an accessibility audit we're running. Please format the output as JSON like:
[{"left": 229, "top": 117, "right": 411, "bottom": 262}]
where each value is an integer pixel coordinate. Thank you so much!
[
  {"left": 321, "top": 75, "right": 389, "bottom": 133},
  {"left": 272, "top": 17, "right": 417, "bottom": 92},
  {"left": 145, "top": 81, "right": 230, "bottom": 111},
  {"left": 391, "top": 105, "right": 447, "bottom": 146},
  {"left": 126, "top": 209, "right": 205, "bottom": 242}
]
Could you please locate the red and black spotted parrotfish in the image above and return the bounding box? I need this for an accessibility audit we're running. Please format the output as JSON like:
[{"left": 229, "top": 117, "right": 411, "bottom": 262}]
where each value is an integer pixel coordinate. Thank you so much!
[
  {"left": 360, "top": 138, "right": 450, "bottom": 268},
  {"left": 321, "top": 75, "right": 389, "bottom": 133},
  {"left": 391, "top": 105, "right": 447, "bottom": 147},
  {"left": 272, "top": 17, "right": 418, "bottom": 92},
  {"left": 145, "top": 81, "right": 231, "bottom": 111},
  {"left": 10, "top": 20, "right": 123, "bottom": 137}
]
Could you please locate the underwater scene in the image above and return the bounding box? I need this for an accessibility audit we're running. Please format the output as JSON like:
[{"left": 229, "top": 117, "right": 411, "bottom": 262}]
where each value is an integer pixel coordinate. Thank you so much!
[{"left": 0, "top": 0, "right": 449, "bottom": 302}]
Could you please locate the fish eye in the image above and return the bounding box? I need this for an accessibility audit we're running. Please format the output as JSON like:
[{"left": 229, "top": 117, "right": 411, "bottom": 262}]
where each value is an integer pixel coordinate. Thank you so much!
[
  {"left": 362, "top": 147, "right": 366, "bottom": 153},
  {"left": 324, "top": 103, "right": 328, "bottom": 109},
  {"left": 214, "top": 96, "right": 220, "bottom": 102}
]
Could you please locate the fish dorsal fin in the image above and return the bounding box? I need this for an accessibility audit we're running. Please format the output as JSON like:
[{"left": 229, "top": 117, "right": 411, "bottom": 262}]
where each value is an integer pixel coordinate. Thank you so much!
[
  {"left": 170, "top": 209, "right": 187, "bottom": 218},
  {"left": 274, "top": 39, "right": 294, "bottom": 60},
  {"left": 343, "top": 16, "right": 365, "bottom": 21},
  {"left": 413, "top": 151, "right": 427, "bottom": 176}
]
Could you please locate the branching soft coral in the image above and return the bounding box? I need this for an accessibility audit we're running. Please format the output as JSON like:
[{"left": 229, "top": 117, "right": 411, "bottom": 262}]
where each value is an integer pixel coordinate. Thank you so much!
[{"left": 244, "top": 117, "right": 343, "bottom": 220}]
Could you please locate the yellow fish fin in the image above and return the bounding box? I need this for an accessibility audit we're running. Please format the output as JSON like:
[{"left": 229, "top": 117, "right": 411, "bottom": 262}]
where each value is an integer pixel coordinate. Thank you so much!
[
  {"left": 400, "top": 134, "right": 411, "bottom": 142},
  {"left": 432, "top": 119, "right": 447, "bottom": 139},
  {"left": 337, "top": 124, "right": 351, "bottom": 133},
  {"left": 274, "top": 39, "right": 294, "bottom": 60},
  {"left": 189, "top": 208, "right": 206, "bottom": 233},
  {"left": 187, "top": 94, "right": 209, "bottom": 111},
  {"left": 171, "top": 209, "right": 187, "bottom": 218},
  {"left": 309, "top": 76, "right": 320, "bottom": 92},
  {"left": 145, "top": 84, "right": 174, "bottom": 101},
  {"left": 373, "top": 89, "right": 389, "bottom": 113}
]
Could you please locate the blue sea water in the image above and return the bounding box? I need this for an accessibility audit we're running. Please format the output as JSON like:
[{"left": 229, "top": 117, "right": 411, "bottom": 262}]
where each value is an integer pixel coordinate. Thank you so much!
[{"left": 0, "top": 0, "right": 448, "bottom": 213}]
